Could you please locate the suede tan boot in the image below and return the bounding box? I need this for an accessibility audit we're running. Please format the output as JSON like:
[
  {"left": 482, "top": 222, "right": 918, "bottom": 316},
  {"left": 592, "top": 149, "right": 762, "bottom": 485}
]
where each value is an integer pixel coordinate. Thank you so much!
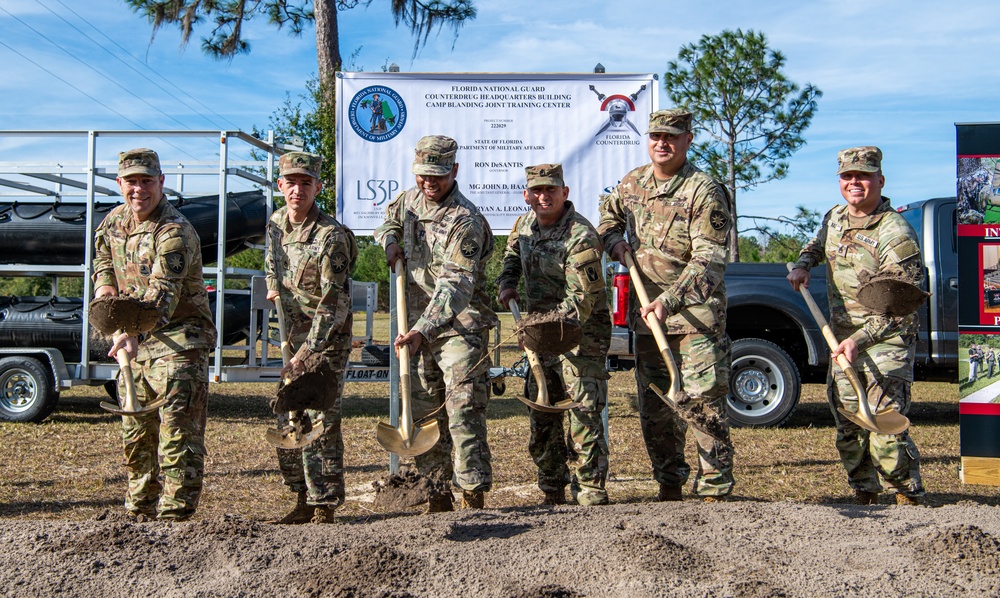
[
  {"left": 461, "top": 490, "right": 485, "bottom": 509},
  {"left": 311, "top": 505, "right": 337, "bottom": 523},
  {"left": 272, "top": 491, "right": 313, "bottom": 524}
]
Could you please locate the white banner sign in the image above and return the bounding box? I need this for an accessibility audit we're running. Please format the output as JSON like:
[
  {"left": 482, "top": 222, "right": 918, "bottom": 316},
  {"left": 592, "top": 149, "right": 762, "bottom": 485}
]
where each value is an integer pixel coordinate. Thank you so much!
[{"left": 335, "top": 72, "right": 658, "bottom": 234}]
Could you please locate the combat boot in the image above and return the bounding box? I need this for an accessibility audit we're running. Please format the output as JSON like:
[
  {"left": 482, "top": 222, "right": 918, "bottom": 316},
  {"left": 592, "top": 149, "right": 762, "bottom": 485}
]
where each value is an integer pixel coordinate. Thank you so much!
[
  {"left": 657, "top": 483, "right": 683, "bottom": 502},
  {"left": 461, "top": 490, "right": 485, "bottom": 509},
  {"left": 854, "top": 490, "right": 879, "bottom": 505},
  {"left": 542, "top": 489, "right": 567, "bottom": 506},
  {"left": 702, "top": 495, "right": 726, "bottom": 504},
  {"left": 311, "top": 505, "right": 337, "bottom": 523},
  {"left": 424, "top": 492, "right": 454, "bottom": 514},
  {"left": 895, "top": 493, "right": 920, "bottom": 506},
  {"left": 272, "top": 491, "right": 313, "bottom": 524}
]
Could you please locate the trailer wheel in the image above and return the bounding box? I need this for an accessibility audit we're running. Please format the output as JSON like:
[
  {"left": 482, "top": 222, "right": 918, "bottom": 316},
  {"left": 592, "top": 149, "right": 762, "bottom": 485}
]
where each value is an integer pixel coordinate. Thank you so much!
[
  {"left": 491, "top": 380, "right": 506, "bottom": 396},
  {"left": 727, "top": 338, "right": 800, "bottom": 428},
  {"left": 0, "top": 356, "right": 58, "bottom": 423}
]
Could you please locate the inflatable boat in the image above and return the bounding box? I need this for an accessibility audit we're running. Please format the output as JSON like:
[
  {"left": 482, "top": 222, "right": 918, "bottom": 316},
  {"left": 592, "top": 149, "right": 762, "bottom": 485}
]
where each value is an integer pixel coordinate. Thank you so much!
[
  {"left": 0, "top": 190, "right": 266, "bottom": 266},
  {"left": 0, "top": 293, "right": 253, "bottom": 364}
]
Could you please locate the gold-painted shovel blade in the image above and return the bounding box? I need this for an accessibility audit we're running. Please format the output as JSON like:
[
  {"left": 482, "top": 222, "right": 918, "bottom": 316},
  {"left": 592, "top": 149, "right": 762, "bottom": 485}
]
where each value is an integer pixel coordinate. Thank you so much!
[
  {"left": 515, "top": 395, "right": 580, "bottom": 413},
  {"left": 100, "top": 397, "right": 168, "bottom": 416},
  {"left": 375, "top": 421, "right": 440, "bottom": 457},
  {"left": 837, "top": 407, "right": 909, "bottom": 436},
  {"left": 265, "top": 421, "right": 325, "bottom": 450}
]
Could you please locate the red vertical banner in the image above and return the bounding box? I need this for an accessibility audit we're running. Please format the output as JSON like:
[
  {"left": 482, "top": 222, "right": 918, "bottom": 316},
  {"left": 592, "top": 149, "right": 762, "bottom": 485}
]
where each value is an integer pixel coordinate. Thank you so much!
[{"left": 957, "top": 123, "right": 1000, "bottom": 486}]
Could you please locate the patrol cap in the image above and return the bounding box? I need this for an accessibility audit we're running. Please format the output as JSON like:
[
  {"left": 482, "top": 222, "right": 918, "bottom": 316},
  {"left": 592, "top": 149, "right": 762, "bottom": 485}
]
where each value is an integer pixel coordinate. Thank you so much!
[
  {"left": 525, "top": 163, "right": 564, "bottom": 188},
  {"left": 836, "top": 146, "right": 882, "bottom": 174},
  {"left": 279, "top": 151, "right": 322, "bottom": 179},
  {"left": 117, "top": 148, "right": 161, "bottom": 177},
  {"left": 645, "top": 109, "right": 692, "bottom": 135},
  {"left": 412, "top": 135, "right": 458, "bottom": 176}
]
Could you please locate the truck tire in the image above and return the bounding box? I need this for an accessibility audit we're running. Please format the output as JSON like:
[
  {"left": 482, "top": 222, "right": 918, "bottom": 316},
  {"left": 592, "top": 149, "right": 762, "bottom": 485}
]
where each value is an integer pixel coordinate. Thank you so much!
[
  {"left": 727, "top": 338, "right": 800, "bottom": 428},
  {"left": 0, "top": 356, "right": 58, "bottom": 423}
]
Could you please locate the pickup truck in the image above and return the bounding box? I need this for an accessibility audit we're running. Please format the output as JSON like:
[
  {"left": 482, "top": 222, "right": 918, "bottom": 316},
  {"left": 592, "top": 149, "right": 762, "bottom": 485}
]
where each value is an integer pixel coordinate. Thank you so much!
[{"left": 606, "top": 196, "right": 959, "bottom": 427}]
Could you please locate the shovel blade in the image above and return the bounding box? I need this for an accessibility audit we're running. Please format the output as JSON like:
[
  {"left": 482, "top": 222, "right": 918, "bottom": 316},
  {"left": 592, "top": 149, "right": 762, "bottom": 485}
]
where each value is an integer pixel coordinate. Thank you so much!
[
  {"left": 100, "top": 397, "right": 168, "bottom": 417},
  {"left": 837, "top": 407, "right": 910, "bottom": 436},
  {"left": 265, "top": 421, "right": 325, "bottom": 450},
  {"left": 375, "top": 421, "right": 440, "bottom": 457},
  {"left": 515, "top": 395, "right": 581, "bottom": 413}
]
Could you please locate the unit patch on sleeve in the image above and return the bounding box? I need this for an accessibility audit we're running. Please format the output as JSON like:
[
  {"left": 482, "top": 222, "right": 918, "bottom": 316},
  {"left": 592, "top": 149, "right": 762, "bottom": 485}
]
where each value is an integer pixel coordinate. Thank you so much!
[{"left": 164, "top": 252, "right": 186, "bottom": 275}]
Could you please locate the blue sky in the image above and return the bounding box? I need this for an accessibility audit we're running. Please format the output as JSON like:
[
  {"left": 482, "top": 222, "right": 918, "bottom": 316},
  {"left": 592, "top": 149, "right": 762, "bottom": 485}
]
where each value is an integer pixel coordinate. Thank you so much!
[{"left": 1, "top": 0, "right": 997, "bottom": 232}]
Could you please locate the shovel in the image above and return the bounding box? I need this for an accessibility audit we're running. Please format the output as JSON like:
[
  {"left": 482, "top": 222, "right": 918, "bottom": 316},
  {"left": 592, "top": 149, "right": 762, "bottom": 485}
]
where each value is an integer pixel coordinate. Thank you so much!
[
  {"left": 375, "top": 259, "right": 440, "bottom": 457},
  {"left": 91, "top": 297, "right": 166, "bottom": 416},
  {"left": 264, "top": 296, "right": 326, "bottom": 450},
  {"left": 786, "top": 263, "right": 909, "bottom": 435},
  {"left": 510, "top": 299, "right": 581, "bottom": 413},
  {"left": 622, "top": 253, "right": 682, "bottom": 408}
]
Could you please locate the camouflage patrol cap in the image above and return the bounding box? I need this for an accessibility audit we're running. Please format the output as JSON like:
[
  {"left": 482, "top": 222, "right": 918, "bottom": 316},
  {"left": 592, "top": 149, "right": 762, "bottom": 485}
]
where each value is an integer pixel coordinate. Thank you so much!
[
  {"left": 118, "top": 148, "right": 161, "bottom": 177},
  {"left": 525, "top": 163, "right": 564, "bottom": 188},
  {"left": 645, "top": 109, "right": 692, "bottom": 135},
  {"left": 279, "top": 151, "right": 322, "bottom": 179},
  {"left": 412, "top": 135, "right": 458, "bottom": 176},
  {"left": 836, "top": 146, "right": 882, "bottom": 174}
]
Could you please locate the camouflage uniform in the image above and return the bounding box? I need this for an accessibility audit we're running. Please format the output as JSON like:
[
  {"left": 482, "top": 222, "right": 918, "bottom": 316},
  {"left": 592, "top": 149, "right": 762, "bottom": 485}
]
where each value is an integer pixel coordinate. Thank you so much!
[
  {"left": 597, "top": 110, "right": 735, "bottom": 497},
  {"left": 496, "top": 164, "right": 612, "bottom": 505},
  {"left": 374, "top": 136, "right": 498, "bottom": 493},
  {"left": 265, "top": 189, "right": 357, "bottom": 507},
  {"left": 93, "top": 148, "right": 217, "bottom": 520},
  {"left": 794, "top": 149, "right": 923, "bottom": 499}
]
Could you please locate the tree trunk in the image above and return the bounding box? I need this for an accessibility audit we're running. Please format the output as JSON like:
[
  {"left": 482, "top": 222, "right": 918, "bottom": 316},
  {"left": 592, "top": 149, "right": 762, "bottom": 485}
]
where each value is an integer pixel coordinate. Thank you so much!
[
  {"left": 314, "top": 0, "right": 340, "bottom": 105},
  {"left": 727, "top": 143, "right": 740, "bottom": 262}
]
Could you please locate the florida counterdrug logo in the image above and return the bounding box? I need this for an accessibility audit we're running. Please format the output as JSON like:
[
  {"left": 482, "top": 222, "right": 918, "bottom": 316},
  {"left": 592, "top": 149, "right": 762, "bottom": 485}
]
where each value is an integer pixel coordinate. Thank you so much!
[{"left": 349, "top": 86, "right": 407, "bottom": 142}]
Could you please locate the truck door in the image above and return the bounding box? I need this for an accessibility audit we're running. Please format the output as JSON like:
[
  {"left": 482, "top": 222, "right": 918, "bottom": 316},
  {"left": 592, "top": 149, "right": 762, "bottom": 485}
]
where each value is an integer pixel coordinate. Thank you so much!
[{"left": 934, "top": 201, "right": 959, "bottom": 365}]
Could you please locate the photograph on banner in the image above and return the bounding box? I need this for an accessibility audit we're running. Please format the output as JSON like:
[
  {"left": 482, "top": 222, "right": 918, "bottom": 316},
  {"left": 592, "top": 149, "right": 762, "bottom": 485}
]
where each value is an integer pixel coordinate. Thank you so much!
[
  {"left": 334, "top": 72, "right": 658, "bottom": 234},
  {"left": 957, "top": 156, "right": 1000, "bottom": 224}
]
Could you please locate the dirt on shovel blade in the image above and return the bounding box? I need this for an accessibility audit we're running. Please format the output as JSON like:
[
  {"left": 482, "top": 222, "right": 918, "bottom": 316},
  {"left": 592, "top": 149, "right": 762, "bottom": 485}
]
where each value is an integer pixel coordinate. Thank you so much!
[
  {"left": 516, "top": 311, "right": 582, "bottom": 355},
  {"left": 272, "top": 351, "right": 336, "bottom": 413}
]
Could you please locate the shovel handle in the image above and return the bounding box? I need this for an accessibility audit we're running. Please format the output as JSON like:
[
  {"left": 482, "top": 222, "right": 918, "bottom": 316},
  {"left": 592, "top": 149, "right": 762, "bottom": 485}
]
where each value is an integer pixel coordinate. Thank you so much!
[
  {"left": 510, "top": 299, "right": 549, "bottom": 407},
  {"left": 112, "top": 331, "right": 139, "bottom": 412},
  {"left": 623, "top": 253, "right": 680, "bottom": 401},
  {"left": 395, "top": 259, "right": 415, "bottom": 442},
  {"left": 786, "top": 263, "right": 883, "bottom": 428}
]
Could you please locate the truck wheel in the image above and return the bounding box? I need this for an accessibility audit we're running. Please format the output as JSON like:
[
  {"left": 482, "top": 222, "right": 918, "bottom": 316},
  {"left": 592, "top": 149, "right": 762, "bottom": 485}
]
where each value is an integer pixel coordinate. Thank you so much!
[
  {"left": 727, "top": 338, "right": 800, "bottom": 428},
  {"left": 0, "top": 356, "right": 58, "bottom": 423}
]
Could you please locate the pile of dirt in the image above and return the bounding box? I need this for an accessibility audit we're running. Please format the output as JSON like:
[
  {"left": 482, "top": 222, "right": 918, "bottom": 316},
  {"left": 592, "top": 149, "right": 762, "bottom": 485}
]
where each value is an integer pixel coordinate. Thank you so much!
[
  {"left": 4, "top": 501, "right": 1000, "bottom": 596},
  {"left": 515, "top": 311, "right": 581, "bottom": 355}
]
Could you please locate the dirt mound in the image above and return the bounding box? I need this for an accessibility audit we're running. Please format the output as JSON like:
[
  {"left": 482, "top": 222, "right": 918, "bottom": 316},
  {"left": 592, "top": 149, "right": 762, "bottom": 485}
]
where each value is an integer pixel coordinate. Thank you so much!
[
  {"left": 913, "top": 524, "right": 1000, "bottom": 573},
  {"left": 299, "top": 544, "right": 424, "bottom": 597},
  {"left": 4, "top": 502, "right": 1000, "bottom": 596}
]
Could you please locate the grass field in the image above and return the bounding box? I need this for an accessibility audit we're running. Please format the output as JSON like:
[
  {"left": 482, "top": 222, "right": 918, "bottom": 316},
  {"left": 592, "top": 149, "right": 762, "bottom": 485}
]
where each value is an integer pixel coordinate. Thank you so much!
[{"left": 2, "top": 314, "right": 997, "bottom": 521}]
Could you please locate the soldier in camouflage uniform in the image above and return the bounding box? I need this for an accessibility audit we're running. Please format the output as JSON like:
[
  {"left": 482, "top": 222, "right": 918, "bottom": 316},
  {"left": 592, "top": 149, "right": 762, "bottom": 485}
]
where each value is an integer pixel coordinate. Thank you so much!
[
  {"left": 93, "top": 148, "right": 217, "bottom": 522},
  {"left": 496, "top": 164, "right": 612, "bottom": 507},
  {"left": 788, "top": 146, "right": 924, "bottom": 506},
  {"left": 597, "top": 109, "right": 735, "bottom": 502},
  {"left": 265, "top": 151, "right": 357, "bottom": 524},
  {"left": 374, "top": 135, "right": 498, "bottom": 511}
]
